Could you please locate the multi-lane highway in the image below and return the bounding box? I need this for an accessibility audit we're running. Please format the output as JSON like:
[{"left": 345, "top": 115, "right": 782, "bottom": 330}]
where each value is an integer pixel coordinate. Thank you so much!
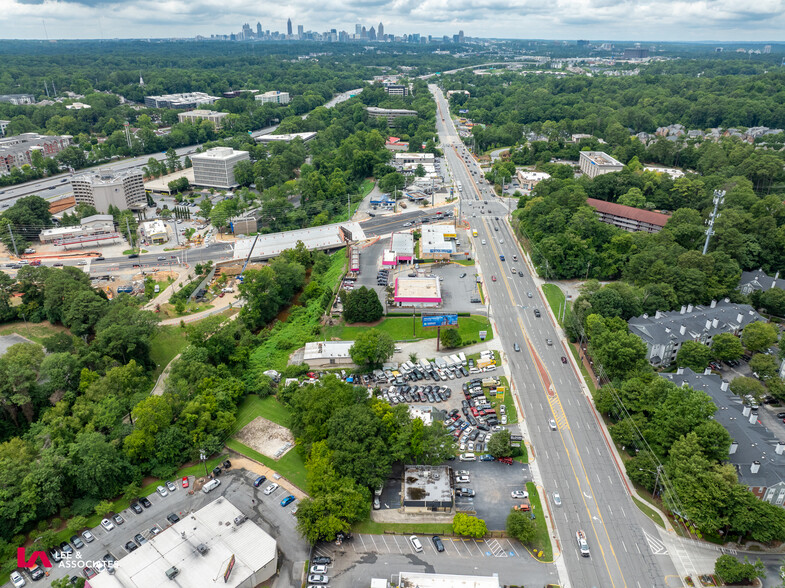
[{"left": 431, "top": 84, "right": 681, "bottom": 588}]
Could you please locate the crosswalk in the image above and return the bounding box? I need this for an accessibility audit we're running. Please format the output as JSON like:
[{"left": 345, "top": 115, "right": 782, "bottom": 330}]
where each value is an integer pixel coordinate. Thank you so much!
[
  {"left": 314, "top": 533, "right": 522, "bottom": 559},
  {"left": 643, "top": 530, "right": 668, "bottom": 555}
]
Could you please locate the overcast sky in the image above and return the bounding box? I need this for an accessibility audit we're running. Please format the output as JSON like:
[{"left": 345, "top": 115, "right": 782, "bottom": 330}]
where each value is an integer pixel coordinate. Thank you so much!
[{"left": 2, "top": 0, "right": 785, "bottom": 42}]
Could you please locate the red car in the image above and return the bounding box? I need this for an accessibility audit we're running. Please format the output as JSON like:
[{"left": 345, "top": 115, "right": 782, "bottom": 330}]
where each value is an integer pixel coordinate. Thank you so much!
[
  {"left": 561, "top": 356, "right": 568, "bottom": 364},
  {"left": 491, "top": 275, "right": 496, "bottom": 282},
  {"left": 497, "top": 457, "right": 514, "bottom": 465},
  {"left": 182, "top": 476, "right": 189, "bottom": 488}
]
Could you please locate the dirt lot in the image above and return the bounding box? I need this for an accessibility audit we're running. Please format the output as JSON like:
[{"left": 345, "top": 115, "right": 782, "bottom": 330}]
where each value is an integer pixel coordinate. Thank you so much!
[{"left": 235, "top": 416, "right": 295, "bottom": 460}]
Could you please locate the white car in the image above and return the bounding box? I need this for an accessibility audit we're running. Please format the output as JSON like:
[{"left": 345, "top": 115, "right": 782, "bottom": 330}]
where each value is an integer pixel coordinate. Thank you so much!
[
  {"left": 511, "top": 490, "right": 529, "bottom": 499},
  {"left": 10, "top": 571, "right": 26, "bottom": 587},
  {"left": 166, "top": 481, "right": 177, "bottom": 492},
  {"left": 264, "top": 483, "right": 279, "bottom": 495},
  {"left": 82, "top": 529, "right": 95, "bottom": 543},
  {"left": 549, "top": 419, "right": 557, "bottom": 431},
  {"left": 553, "top": 492, "right": 562, "bottom": 506},
  {"left": 310, "top": 565, "right": 328, "bottom": 574},
  {"left": 481, "top": 239, "right": 486, "bottom": 245},
  {"left": 156, "top": 485, "right": 168, "bottom": 497},
  {"left": 100, "top": 518, "right": 115, "bottom": 531},
  {"left": 455, "top": 475, "right": 470, "bottom": 484}
]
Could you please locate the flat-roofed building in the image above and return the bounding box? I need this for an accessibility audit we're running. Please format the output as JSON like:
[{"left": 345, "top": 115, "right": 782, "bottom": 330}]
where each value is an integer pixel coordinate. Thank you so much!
[
  {"left": 255, "top": 131, "right": 317, "bottom": 144},
  {"left": 88, "top": 497, "right": 277, "bottom": 588},
  {"left": 579, "top": 151, "right": 624, "bottom": 178},
  {"left": 302, "top": 341, "right": 355, "bottom": 367},
  {"left": 255, "top": 91, "right": 291, "bottom": 104},
  {"left": 191, "top": 147, "right": 250, "bottom": 189},
  {"left": 393, "top": 276, "right": 442, "bottom": 307},
  {"left": 384, "top": 84, "right": 409, "bottom": 97},
  {"left": 0, "top": 120, "right": 8, "bottom": 137},
  {"left": 139, "top": 219, "right": 169, "bottom": 245},
  {"left": 421, "top": 224, "right": 457, "bottom": 259},
  {"left": 585, "top": 197, "right": 670, "bottom": 233},
  {"left": 366, "top": 106, "right": 418, "bottom": 127},
  {"left": 394, "top": 152, "right": 435, "bottom": 166},
  {"left": 39, "top": 214, "right": 119, "bottom": 246},
  {"left": 389, "top": 231, "right": 414, "bottom": 264},
  {"left": 516, "top": 170, "right": 551, "bottom": 191},
  {"left": 0, "top": 133, "right": 72, "bottom": 176},
  {"left": 401, "top": 465, "right": 453, "bottom": 512},
  {"left": 144, "top": 92, "right": 219, "bottom": 109},
  {"left": 177, "top": 109, "right": 229, "bottom": 129},
  {"left": 71, "top": 169, "right": 146, "bottom": 213},
  {"left": 0, "top": 94, "right": 35, "bottom": 105}
]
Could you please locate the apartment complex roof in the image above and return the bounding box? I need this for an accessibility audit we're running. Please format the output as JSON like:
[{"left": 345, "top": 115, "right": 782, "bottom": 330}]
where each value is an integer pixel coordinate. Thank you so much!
[{"left": 586, "top": 198, "right": 671, "bottom": 228}]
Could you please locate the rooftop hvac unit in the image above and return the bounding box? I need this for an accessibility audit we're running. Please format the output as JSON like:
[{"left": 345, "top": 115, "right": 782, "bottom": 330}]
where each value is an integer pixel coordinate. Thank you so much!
[{"left": 197, "top": 543, "right": 209, "bottom": 555}]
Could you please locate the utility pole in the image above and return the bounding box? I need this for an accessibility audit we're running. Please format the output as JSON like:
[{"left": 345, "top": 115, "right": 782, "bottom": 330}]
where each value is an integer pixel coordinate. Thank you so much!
[
  {"left": 702, "top": 190, "right": 725, "bottom": 255},
  {"left": 125, "top": 217, "right": 135, "bottom": 253},
  {"left": 199, "top": 449, "right": 208, "bottom": 477},
  {"left": 7, "top": 225, "right": 19, "bottom": 257}
]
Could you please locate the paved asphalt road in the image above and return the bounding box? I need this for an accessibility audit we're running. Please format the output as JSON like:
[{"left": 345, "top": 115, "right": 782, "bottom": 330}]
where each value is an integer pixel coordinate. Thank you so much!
[
  {"left": 432, "top": 84, "right": 682, "bottom": 588},
  {"left": 359, "top": 204, "right": 455, "bottom": 237}
]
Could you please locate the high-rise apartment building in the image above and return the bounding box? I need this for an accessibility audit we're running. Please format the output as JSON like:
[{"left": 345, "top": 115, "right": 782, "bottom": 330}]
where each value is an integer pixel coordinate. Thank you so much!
[
  {"left": 71, "top": 169, "right": 146, "bottom": 213},
  {"left": 191, "top": 147, "right": 250, "bottom": 189},
  {"left": 256, "top": 22, "right": 262, "bottom": 37},
  {"left": 297, "top": 25, "right": 304, "bottom": 39}
]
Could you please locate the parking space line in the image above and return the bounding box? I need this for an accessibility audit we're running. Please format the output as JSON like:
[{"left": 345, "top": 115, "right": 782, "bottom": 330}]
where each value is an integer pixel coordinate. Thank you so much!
[
  {"left": 447, "top": 538, "right": 466, "bottom": 557},
  {"left": 370, "top": 534, "right": 381, "bottom": 552},
  {"left": 394, "top": 535, "right": 407, "bottom": 553},
  {"left": 381, "top": 534, "right": 392, "bottom": 553},
  {"left": 469, "top": 539, "right": 486, "bottom": 556},
  {"left": 457, "top": 538, "right": 474, "bottom": 557},
  {"left": 505, "top": 539, "right": 520, "bottom": 557},
  {"left": 358, "top": 534, "right": 367, "bottom": 551}
]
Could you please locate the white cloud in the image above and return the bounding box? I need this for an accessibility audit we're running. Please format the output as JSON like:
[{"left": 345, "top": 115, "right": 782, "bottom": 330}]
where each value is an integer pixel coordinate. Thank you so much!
[{"left": 1, "top": 0, "right": 785, "bottom": 40}]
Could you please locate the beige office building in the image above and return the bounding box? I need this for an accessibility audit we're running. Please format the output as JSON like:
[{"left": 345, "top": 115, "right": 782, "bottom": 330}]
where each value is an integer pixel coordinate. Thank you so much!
[
  {"left": 579, "top": 151, "right": 624, "bottom": 179},
  {"left": 255, "top": 91, "right": 291, "bottom": 104},
  {"left": 191, "top": 147, "right": 250, "bottom": 189},
  {"left": 70, "top": 169, "right": 146, "bottom": 213},
  {"left": 177, "top": 109, "right": 229, "bottom": 129}
]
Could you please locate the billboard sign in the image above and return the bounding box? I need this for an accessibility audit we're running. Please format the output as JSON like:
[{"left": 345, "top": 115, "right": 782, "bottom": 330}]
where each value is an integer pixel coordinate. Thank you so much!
[
  {"left": 422, "top": 314, "right": 458, "bottom": 327},
  {"left": 479, "top": 330, "right": 488, "bottom": 340}
]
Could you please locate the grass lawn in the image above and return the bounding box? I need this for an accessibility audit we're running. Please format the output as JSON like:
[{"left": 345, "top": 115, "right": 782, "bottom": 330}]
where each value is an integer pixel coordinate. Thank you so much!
[
  {"left": 159, "top": 301, "right": 215, "bottom": 319},
  {"left": 149, "top": 325, "right": 189, "bottom": 377},
  {"left": 353, "top": 520, "right": 454, "bottom": 535},
  {"left": 0, "top": 321, "right": 67, "bottom": 345},
  {"left": 122, "top": 249, "right": 148, "bottom": 255},
  {"left": 226, "top": 439, "right": 308, "bottom": 491},
  {"left": 492, "top": 375, "right": 518, "bottom": 425},
  {"left": 453, "top": 259, "right": 476, "bottom": 266},
  {"left": 234, "top": 395, "right": 292, "bottom": 429},
  {"left": 541, "top": 283, "right": 571, "bottom": 325},
  {"left": 326, "top": 314, "right": 493, "bottom": 344},
  {"left": 631, "top": 496, "right": 665, "bottom": 529},
  {"left": 526, "top": 481, "right": 553, "bottom": 561}
]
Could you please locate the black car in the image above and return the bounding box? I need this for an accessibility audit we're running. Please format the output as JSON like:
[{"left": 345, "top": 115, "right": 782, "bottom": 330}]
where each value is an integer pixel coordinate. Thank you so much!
[
  {"left": 777, "top": 412, "right": 785, "bottom": 419},
  {"left": 167, "top": 513, "right": 180, "bottom": 524},
  {"left": 103, "top": 553, "right": 116, "bottom": 565},
  {"left": 139, "top": 496, "right": 152, "bottom": 508},
  {"left": 60, "top": 541, "right": 74, "bottom": 555},
  {"left": 95, "top": 256, "right": 105, "bottom": 261},
  {"left": 134, "top": 533, "right": 147, "bottom": 546},
  {"left": 124, "top": 541, "right": 138, "bottom": 552},
  {"left": 127, "top": 254, "right": 138, "bottom": 259},
  {"left": 212, "top": 466, "right": 222, "bottom": 477},
  {"left": 30, "top": 565, "right": 45, "bottom": 580},
  {"left": 432, "top": 536, "right": 445, "bottom": 552},
  {"left": 312, "top": 556, "right": 332, "bottom": 566},
  {"left": 223, "top": 459, "right": 232, "bottom": 470},
  {"left": 131, "top": 501, "right": 143, "bottom": 514}
]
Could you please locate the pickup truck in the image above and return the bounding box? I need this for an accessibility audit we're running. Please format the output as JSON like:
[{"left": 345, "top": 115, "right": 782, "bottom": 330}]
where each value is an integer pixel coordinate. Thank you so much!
[{"left": 576, "top": 530, "right": 590, "bottom": 557}]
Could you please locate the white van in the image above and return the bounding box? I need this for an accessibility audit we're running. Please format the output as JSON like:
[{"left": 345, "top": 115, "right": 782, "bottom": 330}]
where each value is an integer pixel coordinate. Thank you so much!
[
  {"left": 409, "top": 535, "right": 423, "bottom": 552},
  {"left": 221, "top": 287, "right": 234, "bottom": 293},
  {"left": 459, "top": 453, "right": 476, "bottom": 461},
  {"left": 202, "top": 479, "right": 221, "bottom": 494},
  {"left": 154, "top": 285, "right": 160, "bottom": 293}
]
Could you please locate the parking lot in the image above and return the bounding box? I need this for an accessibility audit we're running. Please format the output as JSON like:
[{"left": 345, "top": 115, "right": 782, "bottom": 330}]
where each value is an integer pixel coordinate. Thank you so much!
[
  {"left": 427, "top": 262, "right": 484, "bottom": 314},
  {"left": 313, "top": 532, "right": 558, "bottom": 588},
  {"left": 9, "top": 469, "right": 309, "bottom": 587}
]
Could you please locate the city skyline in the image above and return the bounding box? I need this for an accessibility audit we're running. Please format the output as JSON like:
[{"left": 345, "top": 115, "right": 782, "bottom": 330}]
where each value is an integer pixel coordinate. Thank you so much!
[{"left": 2, "top": 1, "right": 785, "bottom": 42}]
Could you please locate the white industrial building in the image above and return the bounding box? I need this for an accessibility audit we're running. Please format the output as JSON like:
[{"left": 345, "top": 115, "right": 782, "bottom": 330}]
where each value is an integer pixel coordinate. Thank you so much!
[
  {"left": 39, "top": 214, "right": 119, "bottom": 246},
  {"left": 191, "top": 147, "right": 250, "bottom": 189},
  {"left": 420, "top": 224, "right": 457, "bottom": 258},
  {"left": 88, "top": 498, "right": 277, "bottom": 588},
  {"left": 255, "top": 131, "right": 317, "bottom": 144},
  {"left": 255, "top": 91, "right": 291, "bottom": 105},
  {"left": 71, "top": 169, "right": 146, "bottom": 213},
  {"left": 302, "top": 341, "right": 355, "bottom": 367},
  {"left": 144, "top": 92, "right": 219, "bottom": 109},
  {"left": 394, "top": 571, "right": 501, "bottom": 588}
]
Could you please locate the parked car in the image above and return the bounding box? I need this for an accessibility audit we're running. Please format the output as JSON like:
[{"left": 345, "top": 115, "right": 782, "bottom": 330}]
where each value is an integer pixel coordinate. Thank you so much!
[
  {"left": 307, "top": 575, "right": 329, "bottom": 584},
  {"left": 311, "top": 556, "right": 332, "bottom": 566},
  {"left": 10, "top": 571, "right": 25, "bottom": 587},
  {"left": 432, "top": 536, "right": 445, "bottom": 552},
  {"left": 113, "top": 514, "right": 124, "bottom": 526},
  {"left": 310, "top": 565, "right": 328, "bottom": 574},
  {"left": 280, "top": 495, "right": 295, "bottom": 507},
  {"left": 133, "top": 533, "right": 147, "bottom": 546},
  {"left": 409, "top": 535, "right": 423, "bottom": 552},
  {"left": 264, "top": 483, "right": 279, "bottom": 495},
  {"left": 139, "top": 497, "right": 152, "bottom": 508},
  {"left": 70, "top": 535, "right": 85, "bottom": 549},
  {"left": 511, "top": 490, "right": 529, "bottom": 499},
  {"left": 166, "top": 481, "right": 176, "bottom": 492},
  {"left": 130, "top": 502, "right": 143, "bottom": 514},
  {"left": 124, "top": 541, "right": 138, "bottom": 552},
  {"left": 182, "top": 476, "right": 190, "bottom": 488},
  {"left": 167, "top": 513, "right": 180, "bottom": 524},
  {"left": 60, "top": 541, "right": 74, "bottom": 555},
  {"left": 82, "top": 530, "right": 95, "bottom": 543},
  {"left": 156, "top": 485, "right": 168, "bottom": 497},
  {"left": 253, "top": 475, "right": 267, "bottom": 487},
  {"left": 100, "top": 518, "right": 115, "bottom": 531}
]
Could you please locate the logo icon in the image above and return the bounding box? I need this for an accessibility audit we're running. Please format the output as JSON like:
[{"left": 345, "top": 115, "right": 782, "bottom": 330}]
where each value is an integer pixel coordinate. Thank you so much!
[{"left": 17, "top": 548, "right": 52, "bottom": 569}]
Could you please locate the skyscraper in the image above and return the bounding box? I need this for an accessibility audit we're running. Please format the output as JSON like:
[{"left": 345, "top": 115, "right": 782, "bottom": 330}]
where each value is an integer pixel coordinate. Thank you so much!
[
  {"left": 355, "top": 24, "right": 362, "bottom": 35},
  {"left": 242, "top": 22, "right": 252, "bottom": 39},
  {"left": 378, "top": 22, "right": 384, "bottom": 40},
  {"left": 256, "top": 22, "right": 262, "bottom": 37},
  {"left": 287, "top": 18, "right": 293, "bottom": 37},
  {"left": 297, "top": 24, "right": 304, "bottom": 39},
  {"left": 368, "top": 26, "right": 376, "bottom": 41},
  {"left": 361, "top": 26, "right": 367, "bottom": 38},
  {"left": 458, "top": 30, "right": 464, "bottom": 43}
]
